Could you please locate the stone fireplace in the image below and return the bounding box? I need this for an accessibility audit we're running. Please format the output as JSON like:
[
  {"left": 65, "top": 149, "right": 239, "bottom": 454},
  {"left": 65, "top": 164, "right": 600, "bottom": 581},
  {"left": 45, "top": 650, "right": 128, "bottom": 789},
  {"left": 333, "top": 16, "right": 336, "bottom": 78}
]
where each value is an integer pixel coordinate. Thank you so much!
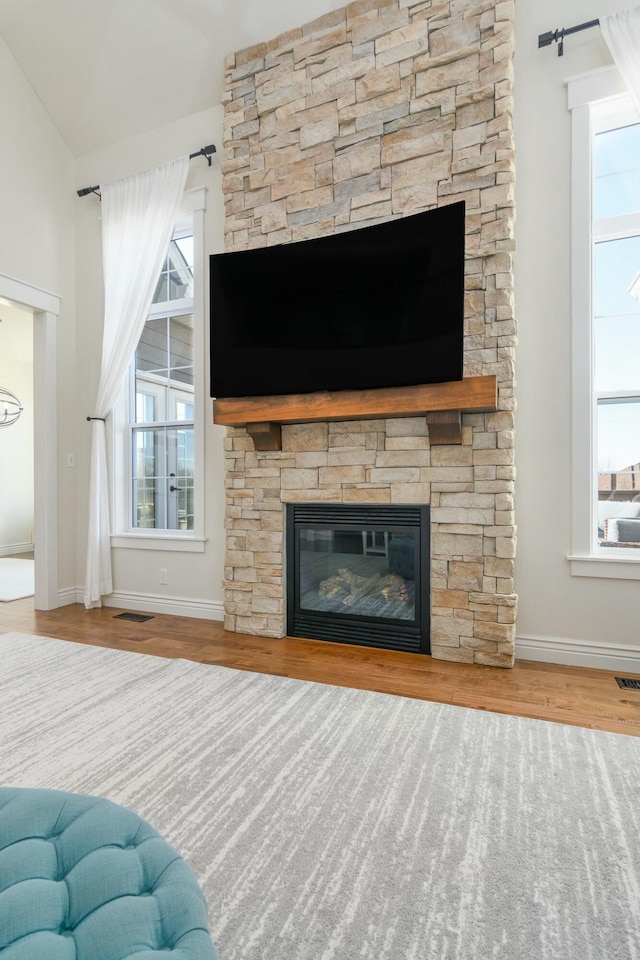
[{"left": 218, "top": 0, "right": 517, "bottom": 667}]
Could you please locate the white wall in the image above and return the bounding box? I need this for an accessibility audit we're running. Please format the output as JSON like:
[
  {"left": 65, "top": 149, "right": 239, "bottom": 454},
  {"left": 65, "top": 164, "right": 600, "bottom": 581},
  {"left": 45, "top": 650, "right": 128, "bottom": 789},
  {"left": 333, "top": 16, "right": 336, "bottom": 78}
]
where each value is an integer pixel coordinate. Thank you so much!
[
  {"left": 0, "top": 304, "right": 33, "bottom": 552},
  {"left": 513, "top": 0, "right": 640, "bottom": 671},
  {"left": 0, "top": 34, "right": 77, "bottom": 590},
  {"left": 74, "top": 108, "right": 227, "bottom": 616}
]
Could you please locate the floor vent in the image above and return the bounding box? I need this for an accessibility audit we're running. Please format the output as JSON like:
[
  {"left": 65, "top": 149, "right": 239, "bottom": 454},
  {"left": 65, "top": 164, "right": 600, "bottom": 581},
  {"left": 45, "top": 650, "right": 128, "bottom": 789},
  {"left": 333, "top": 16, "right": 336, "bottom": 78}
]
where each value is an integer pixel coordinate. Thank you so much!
[
  {"left": 615, "top": 676, "right": 640, "bottom": 690},
  {"left": 113, "top": 612, "right": 154, "bottom": 622}
]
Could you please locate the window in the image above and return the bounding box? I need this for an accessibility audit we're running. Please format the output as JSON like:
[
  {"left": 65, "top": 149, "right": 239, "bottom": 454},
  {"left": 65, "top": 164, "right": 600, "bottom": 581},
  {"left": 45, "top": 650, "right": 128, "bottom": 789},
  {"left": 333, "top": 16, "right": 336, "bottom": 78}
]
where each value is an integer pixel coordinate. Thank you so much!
[
  {"left": 569, "top": 70, "right": 640, "bottom": 579},
  {"left": 131, "top": 225, "right": 195, "bottom": 531},
  {"left": 111, "top": 187, "right": 206, "bottom": 551},
  {"left": 592, "top": 108, "right": 640, "bottom": 550}
]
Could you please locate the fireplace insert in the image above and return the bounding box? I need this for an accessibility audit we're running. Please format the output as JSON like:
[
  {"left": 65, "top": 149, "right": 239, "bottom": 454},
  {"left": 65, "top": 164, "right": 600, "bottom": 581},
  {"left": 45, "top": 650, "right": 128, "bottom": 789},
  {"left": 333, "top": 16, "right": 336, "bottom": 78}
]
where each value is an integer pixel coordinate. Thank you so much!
[{"left": 286, "top": 504, "right": 429, "bottom": 654}]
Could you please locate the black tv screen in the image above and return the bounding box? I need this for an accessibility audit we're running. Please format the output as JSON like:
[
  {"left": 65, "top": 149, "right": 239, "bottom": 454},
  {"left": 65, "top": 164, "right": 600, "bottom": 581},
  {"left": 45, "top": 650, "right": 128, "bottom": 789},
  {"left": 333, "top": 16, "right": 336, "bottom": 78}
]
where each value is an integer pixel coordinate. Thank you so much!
[{"left": 209, "top": 200, "right": 465, "bottom": 399}]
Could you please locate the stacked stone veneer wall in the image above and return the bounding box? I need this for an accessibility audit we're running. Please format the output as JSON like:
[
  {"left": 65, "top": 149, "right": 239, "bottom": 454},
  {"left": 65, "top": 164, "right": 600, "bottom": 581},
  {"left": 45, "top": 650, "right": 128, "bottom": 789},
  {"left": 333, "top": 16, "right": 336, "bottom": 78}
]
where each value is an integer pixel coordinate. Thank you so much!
[{"left": 220, "top": 0, "right": 517, "bottom": 667}]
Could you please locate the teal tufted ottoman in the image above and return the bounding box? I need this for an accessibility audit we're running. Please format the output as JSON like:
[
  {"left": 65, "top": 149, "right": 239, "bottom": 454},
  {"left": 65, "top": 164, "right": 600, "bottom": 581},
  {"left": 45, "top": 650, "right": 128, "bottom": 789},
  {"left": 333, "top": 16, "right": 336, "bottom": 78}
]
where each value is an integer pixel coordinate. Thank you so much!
[{"left": 0, "top": 787, "right": 218, "bottom": 959}]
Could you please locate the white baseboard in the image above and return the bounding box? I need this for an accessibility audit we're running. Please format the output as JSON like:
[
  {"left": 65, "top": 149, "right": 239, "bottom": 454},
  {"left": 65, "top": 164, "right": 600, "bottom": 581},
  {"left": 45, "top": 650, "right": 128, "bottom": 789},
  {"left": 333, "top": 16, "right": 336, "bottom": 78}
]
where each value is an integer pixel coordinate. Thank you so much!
[
  {"left": 56, "top": 587, "right": 224, "bottom": 621},
  {"left": 57, "top": 587, "right": 82, "bottom": 607},
  {"left": 0, "top": 542, "right": 34, "bottom": 557},
  {"left": 516, "top": 633, "right": 640, "bottom": 674},
  {"left": 103, "top": 590, "right": 224, "bottom": 621}
]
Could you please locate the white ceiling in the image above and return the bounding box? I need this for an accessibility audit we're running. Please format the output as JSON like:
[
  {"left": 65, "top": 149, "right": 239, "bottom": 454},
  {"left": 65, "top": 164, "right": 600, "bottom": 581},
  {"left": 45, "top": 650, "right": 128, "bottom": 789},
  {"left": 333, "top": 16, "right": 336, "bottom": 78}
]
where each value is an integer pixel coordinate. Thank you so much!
[{"left": 0, "top": 0, "right": 339, "bottom": 156}]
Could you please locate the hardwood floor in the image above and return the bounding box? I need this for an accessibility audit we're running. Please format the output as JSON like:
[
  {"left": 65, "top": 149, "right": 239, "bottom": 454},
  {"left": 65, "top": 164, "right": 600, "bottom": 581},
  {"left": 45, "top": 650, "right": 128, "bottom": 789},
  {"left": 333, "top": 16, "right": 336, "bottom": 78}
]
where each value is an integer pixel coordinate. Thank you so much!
[{"left": 0, "top": 597, "right": 638, "bottom": 737}]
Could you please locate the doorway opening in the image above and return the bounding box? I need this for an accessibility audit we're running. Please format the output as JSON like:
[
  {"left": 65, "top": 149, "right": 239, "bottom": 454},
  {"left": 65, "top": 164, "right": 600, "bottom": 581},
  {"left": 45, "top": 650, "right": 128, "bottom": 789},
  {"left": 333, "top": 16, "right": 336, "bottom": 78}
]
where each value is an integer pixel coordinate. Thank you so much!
[{"left": 0, "top": 275, "right": 60, "bottom": 609}]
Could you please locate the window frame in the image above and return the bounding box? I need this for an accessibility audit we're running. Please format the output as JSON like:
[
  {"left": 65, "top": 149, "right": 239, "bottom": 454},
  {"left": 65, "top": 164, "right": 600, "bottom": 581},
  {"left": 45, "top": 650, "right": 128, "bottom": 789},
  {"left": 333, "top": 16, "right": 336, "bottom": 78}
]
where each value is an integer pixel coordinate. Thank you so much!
[
  {"left": 567, "top": 67, "right": 640, "bottom": 580},
  {"left": 110, "top": 186, "right": 207, "bottom": 553}
]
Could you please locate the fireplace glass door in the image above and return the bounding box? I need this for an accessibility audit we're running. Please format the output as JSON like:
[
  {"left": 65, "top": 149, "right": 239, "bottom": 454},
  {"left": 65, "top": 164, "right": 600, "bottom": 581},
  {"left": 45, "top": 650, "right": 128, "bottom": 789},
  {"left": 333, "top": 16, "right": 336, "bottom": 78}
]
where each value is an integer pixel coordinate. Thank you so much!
[{"left": 287, "top": 504, "right": 429, "bottom": 654}]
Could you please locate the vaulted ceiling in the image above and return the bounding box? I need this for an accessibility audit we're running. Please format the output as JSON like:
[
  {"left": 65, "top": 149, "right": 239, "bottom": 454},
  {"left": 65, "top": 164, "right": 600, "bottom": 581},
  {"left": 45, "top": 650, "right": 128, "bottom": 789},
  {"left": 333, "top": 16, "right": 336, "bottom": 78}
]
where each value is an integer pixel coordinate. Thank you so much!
[{"left": 0, "top": 0, "right": 338, "bottom": 156}]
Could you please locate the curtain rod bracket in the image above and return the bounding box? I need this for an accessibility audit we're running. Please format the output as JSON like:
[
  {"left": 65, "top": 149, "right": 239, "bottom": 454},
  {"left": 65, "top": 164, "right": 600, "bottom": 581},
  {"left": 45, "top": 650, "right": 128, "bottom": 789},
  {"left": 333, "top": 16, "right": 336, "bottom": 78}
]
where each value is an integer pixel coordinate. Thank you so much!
[
  {"left": 538, "top": 27, "right": 564, "bottom": 55},
  {"left": 189, "top": 144, "right": 216, "bottom": 166}
]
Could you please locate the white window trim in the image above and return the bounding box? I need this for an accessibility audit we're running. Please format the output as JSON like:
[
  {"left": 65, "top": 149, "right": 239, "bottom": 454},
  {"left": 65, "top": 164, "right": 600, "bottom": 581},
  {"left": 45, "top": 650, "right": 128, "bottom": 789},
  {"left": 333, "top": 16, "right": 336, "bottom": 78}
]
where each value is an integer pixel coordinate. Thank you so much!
[
  {"left": 567, "top": 67, "right": 640, "bottom": 579},
  {"left": 110, "top": 186, "right": 207, "bottom": 552}
]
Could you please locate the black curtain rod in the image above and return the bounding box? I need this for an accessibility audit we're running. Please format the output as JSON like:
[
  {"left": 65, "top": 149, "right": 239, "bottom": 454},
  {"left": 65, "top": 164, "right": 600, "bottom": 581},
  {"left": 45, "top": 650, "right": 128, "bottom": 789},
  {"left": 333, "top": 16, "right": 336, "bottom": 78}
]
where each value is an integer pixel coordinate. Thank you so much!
[
  {"left": 77, "top": 143, "right": 217, "bottom": 198},
  {"left": 538, "top": 18, "right": 600, "bottom": 56}
]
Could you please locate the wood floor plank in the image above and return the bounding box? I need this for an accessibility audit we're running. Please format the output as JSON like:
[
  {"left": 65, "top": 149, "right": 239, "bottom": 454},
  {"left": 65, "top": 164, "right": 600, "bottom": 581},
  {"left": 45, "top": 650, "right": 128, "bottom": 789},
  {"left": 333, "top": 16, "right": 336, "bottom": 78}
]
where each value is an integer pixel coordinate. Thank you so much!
[{"left": 0, "top": 598, "right": 637, "bottom": 736}]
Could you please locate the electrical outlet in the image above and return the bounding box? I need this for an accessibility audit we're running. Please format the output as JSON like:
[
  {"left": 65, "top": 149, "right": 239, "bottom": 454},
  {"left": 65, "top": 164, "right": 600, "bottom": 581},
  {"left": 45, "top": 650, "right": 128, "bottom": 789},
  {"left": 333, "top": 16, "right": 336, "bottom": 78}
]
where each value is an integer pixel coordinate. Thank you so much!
[
  {"left": 159, "top": 568, "right": 168, "bottom": 585},
  {"left": 66, "top": 453, "right": 75, "bottom": 468}
]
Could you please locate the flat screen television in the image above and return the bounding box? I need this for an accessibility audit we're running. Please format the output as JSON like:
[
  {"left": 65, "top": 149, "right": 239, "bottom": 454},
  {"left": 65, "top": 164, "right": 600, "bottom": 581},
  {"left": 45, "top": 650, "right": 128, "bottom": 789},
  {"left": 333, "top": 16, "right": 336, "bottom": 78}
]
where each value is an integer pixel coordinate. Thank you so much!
[{"left": 209, "top": 200, "right": 465, "bottom": 399}]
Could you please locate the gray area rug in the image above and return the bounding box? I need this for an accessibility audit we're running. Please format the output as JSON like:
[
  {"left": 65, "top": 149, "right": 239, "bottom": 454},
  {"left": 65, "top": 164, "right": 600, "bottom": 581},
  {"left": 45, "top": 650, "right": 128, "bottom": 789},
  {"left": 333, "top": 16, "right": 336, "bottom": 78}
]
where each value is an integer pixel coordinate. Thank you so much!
[{"left": 0, "top": 632, "right": 638, "bottom": 960}]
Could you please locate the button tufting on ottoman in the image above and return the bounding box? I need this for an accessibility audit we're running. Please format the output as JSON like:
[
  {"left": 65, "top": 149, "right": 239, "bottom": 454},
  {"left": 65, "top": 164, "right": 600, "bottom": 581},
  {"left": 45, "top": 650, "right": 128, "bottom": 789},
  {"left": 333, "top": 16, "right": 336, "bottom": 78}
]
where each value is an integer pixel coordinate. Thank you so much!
[{"left": 0, "top": 787, "right": 218, "bottom": 959}]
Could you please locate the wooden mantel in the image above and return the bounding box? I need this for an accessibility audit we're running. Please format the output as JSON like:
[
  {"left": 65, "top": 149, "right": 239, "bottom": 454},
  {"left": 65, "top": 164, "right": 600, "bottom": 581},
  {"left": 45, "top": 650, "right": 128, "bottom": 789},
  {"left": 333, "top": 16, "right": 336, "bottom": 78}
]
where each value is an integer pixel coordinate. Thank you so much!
[{"left": 213, "top": 375, "right": 497, "bottom": 451}]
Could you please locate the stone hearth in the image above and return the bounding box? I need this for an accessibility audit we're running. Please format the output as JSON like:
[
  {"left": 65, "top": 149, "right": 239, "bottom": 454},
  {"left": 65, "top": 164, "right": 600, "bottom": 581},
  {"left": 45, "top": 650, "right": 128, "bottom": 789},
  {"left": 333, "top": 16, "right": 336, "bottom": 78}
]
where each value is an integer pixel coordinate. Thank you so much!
[{"left": 219, "top": 0, "right": 517, "bottom": 667}]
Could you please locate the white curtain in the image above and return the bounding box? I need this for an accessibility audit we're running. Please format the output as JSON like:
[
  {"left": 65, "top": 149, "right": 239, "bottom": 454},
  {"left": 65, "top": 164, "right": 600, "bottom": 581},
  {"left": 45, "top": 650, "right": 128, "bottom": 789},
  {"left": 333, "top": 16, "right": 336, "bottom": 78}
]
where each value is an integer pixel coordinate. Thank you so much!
[
  {"left": 84, "top": 156, "right": 189, "bottom": 608},
  {"left": 601, "top": 4, "right": 640, "bottom": 114}
]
